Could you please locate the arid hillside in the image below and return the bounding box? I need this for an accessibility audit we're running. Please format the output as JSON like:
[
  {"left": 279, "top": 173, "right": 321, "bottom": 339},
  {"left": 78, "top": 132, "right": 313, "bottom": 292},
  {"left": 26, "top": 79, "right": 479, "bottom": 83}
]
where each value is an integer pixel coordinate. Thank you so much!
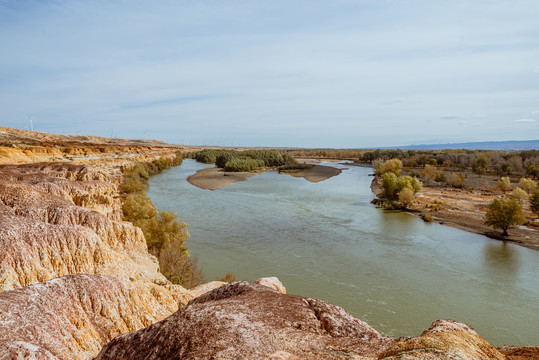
[{"left": 0, "top": 128, "right": 224, "bottom": 358}]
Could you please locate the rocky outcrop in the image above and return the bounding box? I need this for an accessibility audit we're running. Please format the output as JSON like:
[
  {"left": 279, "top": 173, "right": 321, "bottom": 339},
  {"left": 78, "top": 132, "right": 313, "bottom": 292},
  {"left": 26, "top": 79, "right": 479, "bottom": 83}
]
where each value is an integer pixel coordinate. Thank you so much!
[
  {"left": 95, "top": 281, "right": 391, "bottom": 359},
  {"left": 0, "top": 274, "right": 181, "bottom": 360},
  {"left": 0, "top": 163, "right": 171, "bottom": 291},
  {"left": 255, "top": 276, "right": 286, "bottom": 294},
  {"left": 379, "top": 320, "right": 505, "bottom": 360},
  {"left": 96, "top": 281, "right": 535, "bottom": 360},
  {"left": 0, "top": 161, "right": 224, "bottom": 359}
]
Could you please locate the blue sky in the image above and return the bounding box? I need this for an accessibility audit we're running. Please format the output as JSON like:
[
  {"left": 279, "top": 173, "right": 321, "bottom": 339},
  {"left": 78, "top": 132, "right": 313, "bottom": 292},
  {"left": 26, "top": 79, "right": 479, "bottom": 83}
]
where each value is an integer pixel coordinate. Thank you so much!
[{"left": 1, "top": 0, "right": 538, "bottom": 147}]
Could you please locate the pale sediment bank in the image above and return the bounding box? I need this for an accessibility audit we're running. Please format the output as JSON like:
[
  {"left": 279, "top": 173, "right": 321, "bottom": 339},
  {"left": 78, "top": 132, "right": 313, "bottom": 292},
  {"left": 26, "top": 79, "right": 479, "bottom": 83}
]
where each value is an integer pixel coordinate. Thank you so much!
[
  {"left": 187, "top": 167, "right": 259, "bottom": 190},
  {"left": 281, "top": 164, "right": 342, "bottom": 183},
  {"left": 187, "top": 164, "right": 342, "bottom": 190},
  {"left": 370, "top": 177, "right": 539, "bottom": 251}
]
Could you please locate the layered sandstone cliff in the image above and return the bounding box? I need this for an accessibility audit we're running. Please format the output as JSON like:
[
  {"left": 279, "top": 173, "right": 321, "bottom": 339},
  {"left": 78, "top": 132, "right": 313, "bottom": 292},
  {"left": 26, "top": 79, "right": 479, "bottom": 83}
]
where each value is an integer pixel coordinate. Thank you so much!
[
  {"left": 0, "top": 126, "right": 183, "bottom": 165},
  {"left": 0, "top": 159, "right": 223, "bottom": 359},
  {"left": 0, "top": 162, "right": 175, "bottom": 292},
  {"left": 0, "top": 274, "right": 180, "bottom": 359}
]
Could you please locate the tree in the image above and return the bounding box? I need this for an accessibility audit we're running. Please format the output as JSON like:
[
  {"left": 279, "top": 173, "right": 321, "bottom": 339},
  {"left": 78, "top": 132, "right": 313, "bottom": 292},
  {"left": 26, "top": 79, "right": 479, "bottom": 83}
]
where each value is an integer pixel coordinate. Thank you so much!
[
  {"left": 398, "top": 187, "right": 415, "bottom": 208},
  {"left": 531, "top": 190, "right": 539, "bottom": 216},
  {"left": 501, "top": 163, "right": 513, "bottom": 175},
  {"left": 421, "top": 164, "right": 437, "bottom": 179},
  {"left": 510, "top": 187, "right": 527, "bottom": 203},
  {"left": 374, "top": 158, "right": 402, "bottom": 176},
  {"left": 496, "top": 176, "right": 512, "bottom": 193},
  {"left": 409, "top": 177, "right": 423, "bottom": 193},
  {"left": 381, "top": 172, "right": 399, "bottom": 199},
  {"left": 518, "top": 177, "right": 537, "bottom": 194},
  {"left": 447, "top": 172, "right": 464, "bottom": 188},
  {"left": 485, "top": 198, "right": 524, "bottom": 236},
  {"left": 472, "top": 155, "right": 488, "bottom": 174}
]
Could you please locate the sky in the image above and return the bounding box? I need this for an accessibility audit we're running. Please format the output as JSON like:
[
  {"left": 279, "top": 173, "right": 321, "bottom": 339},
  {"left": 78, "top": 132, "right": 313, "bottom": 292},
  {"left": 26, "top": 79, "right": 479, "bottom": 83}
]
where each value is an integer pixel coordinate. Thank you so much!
[{"left": 0, "top": 0, "right": 538, "bottom": 148}]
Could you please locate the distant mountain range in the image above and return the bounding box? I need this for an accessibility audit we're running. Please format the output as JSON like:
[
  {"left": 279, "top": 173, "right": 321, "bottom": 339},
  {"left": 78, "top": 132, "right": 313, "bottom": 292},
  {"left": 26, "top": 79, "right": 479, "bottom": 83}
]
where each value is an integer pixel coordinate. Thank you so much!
[{"left": 389, "top": 140, "right": 539, "bottom": 151}]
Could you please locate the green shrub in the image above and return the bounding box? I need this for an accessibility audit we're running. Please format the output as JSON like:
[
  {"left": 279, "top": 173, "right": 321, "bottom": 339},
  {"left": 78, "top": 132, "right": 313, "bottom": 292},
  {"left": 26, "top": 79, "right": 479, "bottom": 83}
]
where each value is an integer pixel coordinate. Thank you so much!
[
  {"left": 421, "top": 213, "right": 434, "bottom": 222},
  {"left": 122, "top": 194, "right": 157, "bottom": 226},
  {"left": 119, "top": 177, "right": 148, "bottom": 194},
  {"left": 485, "top": 198, "right": 524, "bottom": 236},
  {"left": 511, "top": 187, "right": 527, "bottom": 203},
  {"left": 194, "top": 149, "right": 298, "bottom": 168},
  {"left": 447, "top": 172, "right": 464, "bottom": 188},
  {"left": 215, "top": 152, "right": 237, "bottom": 168},
  {"left": 118, "top": 154, "right": 203, "bottom": 288},
  {"left": 224, "top": 157, "right": 265, "bottom": 172},
  {"left": 373, "top": 158, "right": 402, "bottom": 176},
  {"left": 398, "top": 187, "right": 415, "bottom": 208},
  {"left": 434, "top": 171, "right": 447, "bottom": 183},
  {"left": 518, "top": 177, "right": 537, "bottom": 194},
  {"left": 216, "top": 272, "right": 237, "bottom": 283},
  {"left": 496, "top": 176, "right": 512, "bottom": 193}
]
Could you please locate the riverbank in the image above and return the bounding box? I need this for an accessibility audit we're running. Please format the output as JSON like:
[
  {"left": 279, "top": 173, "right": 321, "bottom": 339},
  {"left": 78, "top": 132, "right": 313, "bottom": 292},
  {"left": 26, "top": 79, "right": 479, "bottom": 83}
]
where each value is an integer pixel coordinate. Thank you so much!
[
  {"left": 371, "top": 177, "right": 539, "bottom": 250},
  {"left": 187, "top": 164, "right": 342, "bottom": 190},
  {"left": 187, "top": 167, "right": 259, "bottom": 190}
]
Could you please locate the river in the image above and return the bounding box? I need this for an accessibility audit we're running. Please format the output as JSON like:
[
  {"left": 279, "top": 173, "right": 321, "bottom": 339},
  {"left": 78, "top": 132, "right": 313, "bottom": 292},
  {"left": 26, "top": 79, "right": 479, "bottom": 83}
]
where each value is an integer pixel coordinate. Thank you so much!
[{"left": 147, "top": 159, "right": 539, "bottom": 346}]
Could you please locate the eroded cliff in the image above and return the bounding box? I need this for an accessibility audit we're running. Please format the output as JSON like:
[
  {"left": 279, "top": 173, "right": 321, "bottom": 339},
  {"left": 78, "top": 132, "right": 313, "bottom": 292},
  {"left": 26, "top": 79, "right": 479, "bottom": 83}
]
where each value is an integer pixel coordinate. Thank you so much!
[
  {"left": 0, "top": 274, "right": 181, "bottom": 359},
  {"left": 0, "top": 160, "right": 223, "bottom": 359},
  {"left": 0, "top": 163, "right": 175, "bottom": 292}
]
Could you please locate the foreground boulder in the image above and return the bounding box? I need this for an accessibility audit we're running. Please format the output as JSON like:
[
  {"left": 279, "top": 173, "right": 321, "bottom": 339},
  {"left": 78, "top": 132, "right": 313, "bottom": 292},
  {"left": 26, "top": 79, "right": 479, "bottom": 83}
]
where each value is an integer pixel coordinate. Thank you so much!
[{"left": 95, "top": 281, "right": 515, "bottom": 360}]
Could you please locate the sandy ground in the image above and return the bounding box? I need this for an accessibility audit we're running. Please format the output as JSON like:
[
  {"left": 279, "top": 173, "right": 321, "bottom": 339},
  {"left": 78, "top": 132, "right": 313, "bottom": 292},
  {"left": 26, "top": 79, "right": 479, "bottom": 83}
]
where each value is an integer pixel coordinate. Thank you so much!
[
  {"left": 187, "top": 167, "right": 259, "bottom": 190},
  {"left": 281, "top": 164, "right": 342, "bottom": 183},
  {"left": 371, "top": 177, "right": 539, "bottom": 250},
  {"left": 188, "top": 164, "right": 342, "bottom": 190},
  {"left": 412, "top": 186, "right": 539, "bottom": 250}
]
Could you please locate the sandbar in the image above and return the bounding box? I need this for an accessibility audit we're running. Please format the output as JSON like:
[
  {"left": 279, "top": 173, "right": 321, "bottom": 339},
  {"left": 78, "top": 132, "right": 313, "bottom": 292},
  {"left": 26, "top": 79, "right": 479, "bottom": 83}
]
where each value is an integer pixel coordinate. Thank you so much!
[
  {"left": 281, "top": 164, "right": 342, "bottom": 183},
  {"left": 187, "top": 167, "right": 258, "bottom": 190}
]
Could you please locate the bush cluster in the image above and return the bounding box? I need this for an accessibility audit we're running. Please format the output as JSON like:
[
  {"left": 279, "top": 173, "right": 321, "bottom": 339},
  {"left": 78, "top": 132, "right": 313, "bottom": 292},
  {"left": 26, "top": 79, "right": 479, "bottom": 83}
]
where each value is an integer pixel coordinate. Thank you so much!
[
  {"left": 224, "top": 157, "right": 265, "bottom": 172},
  {"left": 381, "top": 172, "right": 422, "bottom": 200},
  {"left": 373, "top": 158, "right": 402, "bottom": 176},
  {"left": 373, "top": 159, "right": 423, "bottom": 210},
  {"left": 194, "top": 149, "right": 298, "bottom": 172},
  {"left": 120, "top": 153, "right": 203, "bottom": 288}
]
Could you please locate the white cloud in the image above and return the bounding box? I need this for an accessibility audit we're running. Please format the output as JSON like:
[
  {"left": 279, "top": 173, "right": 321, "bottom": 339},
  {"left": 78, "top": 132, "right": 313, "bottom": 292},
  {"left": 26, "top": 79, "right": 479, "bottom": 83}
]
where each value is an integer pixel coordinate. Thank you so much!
[
  {"left": 380, "top": 99, "right": 404, "bottom": 105},
  {"left": 514, "top": 119, "right": 536, "bottom": 123},
  {"left": 532, "top": 110, "right": 539, "bottom": 115},
  {"left": 441, "top": 115, "right": 464, "bottom": 120},
  {"left": 1, "top": 1, "right": 539, "bottom": 147}
]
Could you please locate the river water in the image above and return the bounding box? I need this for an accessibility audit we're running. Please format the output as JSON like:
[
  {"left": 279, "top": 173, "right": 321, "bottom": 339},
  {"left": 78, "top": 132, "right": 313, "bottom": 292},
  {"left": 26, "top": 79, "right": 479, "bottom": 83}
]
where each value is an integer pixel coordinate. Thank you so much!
[{"left": 148, "top": 159, "right": 539, "bottom": 346}]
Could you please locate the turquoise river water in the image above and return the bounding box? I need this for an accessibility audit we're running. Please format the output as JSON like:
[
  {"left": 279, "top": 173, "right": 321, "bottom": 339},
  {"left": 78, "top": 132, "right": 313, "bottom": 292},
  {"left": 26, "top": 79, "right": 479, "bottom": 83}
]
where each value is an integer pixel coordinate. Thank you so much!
[{"left": 147, "top": 159, "right": 539, "bottom": 346}]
